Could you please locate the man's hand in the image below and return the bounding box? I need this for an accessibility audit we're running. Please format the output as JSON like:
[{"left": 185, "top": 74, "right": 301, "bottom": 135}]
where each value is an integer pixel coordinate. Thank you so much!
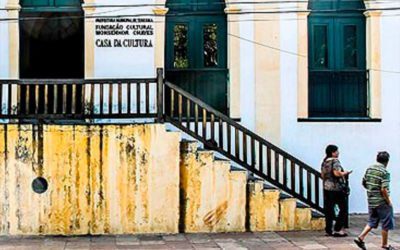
[{"left": 381, "top": 188, "right": 391, "bottom": 206}]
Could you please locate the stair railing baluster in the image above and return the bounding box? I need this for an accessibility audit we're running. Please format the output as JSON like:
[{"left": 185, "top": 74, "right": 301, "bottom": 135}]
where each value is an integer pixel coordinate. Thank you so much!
[
  {"left": 274, "top": 152, "right": 279, "bottom": 182},
  {"left": 267, "top": 147, "right": 271, "bottom": 177},
  {"left": 251, "top": 138, "right": 256, "bottom": 168},
  {"left": 100, "top": 83, "right": 104, "bottom": 115},
  {"left": 35, "top": 84, "right": 40, "bottom": 114},
  {"left": 194, "top": 104, "right": 199, "bottom": 134},
  {"left": 259, "top": 143, "right": 263, "bottom": 174},
  {"left": 145, "top": 80, "right": 149, "bottom": 115},
  {"left": 118, "top": 81, "right": 123, "bottom": 114},
  {"left": 170, "top": 88, "right": 175, "bottom": 117},
  {"left": 307, "top": 172, "right": 312, "bottom": 203},
  {"left": 178, "top": 94, "right": 182, "bottom": 123},
  {"left": 62, "top": 84, "right": 67, "bottom": 114},
  {"left": 136, "top": 82, "right": 141, "bottom": 114},
  {"left": 218, "top": 118, "right": 223, "bottom": 148},
  {"left": 186, "top": 98, "right": 190, "bottom": 129},
  {"left": 243, "top": 133, "right": 247, "bottom": 164},
  {"left": 235, "top": 128, "right": 239, "bottom": 159},
  {"left": 299, "top": 167, "right": 304, "bottom": 197},
  {"left": 291, "top": 161, "right": 296, "bottom": 191},
  {"left": 210, "top": 113, "right": 215, "bottom": 144},
  {"left": 202, "top": 108, "right": 207, "bottom": 139},
  {"left": 315, "top": 173, "right": 320, "bottom": 207},
  {"left": 25, "top": 85, "right": 31, "bottom": 115},
  {"left": 227, "top": 124, "right": 231, "bottom": 155},
  {"left": 72, "top": 84, "right": 77, "bottom": 115},
  {"left": 109, "top": 82, "right": 113, "bottom": 114},
  {"left": 283, "top": 157, "right": 287, "bottom": 188}
]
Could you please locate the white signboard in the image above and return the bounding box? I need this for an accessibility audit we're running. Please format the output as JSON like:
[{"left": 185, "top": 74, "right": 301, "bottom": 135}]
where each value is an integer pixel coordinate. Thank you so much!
[{"left": 94, "top": 18, "right": 155, "bottom": 78}]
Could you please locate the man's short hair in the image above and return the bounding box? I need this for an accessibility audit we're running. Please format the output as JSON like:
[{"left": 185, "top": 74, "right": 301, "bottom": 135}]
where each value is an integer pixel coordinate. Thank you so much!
[{"left": 377, "top": 151, "right": 390, "bottom": 164}]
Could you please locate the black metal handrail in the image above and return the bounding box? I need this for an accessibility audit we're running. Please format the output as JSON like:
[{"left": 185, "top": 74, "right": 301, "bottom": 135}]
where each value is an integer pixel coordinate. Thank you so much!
[
  {"left": 0, "top": 69, "right": 324, "bottom": 213},
  {"left": 164, "top": 81, "right": 324, "bottom": 213}
]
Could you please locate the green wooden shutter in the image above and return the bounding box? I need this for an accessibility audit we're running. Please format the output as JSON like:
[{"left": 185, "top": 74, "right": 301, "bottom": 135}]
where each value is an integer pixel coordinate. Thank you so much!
[
  {"left": 308, "top": 0, "right": 367, "bottom": 117},
  {"left": 21, "top": 0, "right": 82, "bottom": 12}
]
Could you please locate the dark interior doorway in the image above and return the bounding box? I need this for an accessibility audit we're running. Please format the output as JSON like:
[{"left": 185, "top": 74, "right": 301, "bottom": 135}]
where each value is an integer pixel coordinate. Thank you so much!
[{"left": 19, "top": 12, "right": 84, "bottom": 79}]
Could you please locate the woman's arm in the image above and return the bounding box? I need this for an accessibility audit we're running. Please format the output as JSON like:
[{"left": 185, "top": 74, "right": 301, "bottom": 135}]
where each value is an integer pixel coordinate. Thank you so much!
[
  {"left": 332, "top": 160, "right": 352, "bottom": 177},
  {"left": 333, "top": 169, "right": 352, "bottom": 177}
]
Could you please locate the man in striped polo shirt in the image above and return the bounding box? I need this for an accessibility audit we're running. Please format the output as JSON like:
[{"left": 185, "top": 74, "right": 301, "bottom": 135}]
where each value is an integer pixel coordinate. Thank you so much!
[{"left": 354, "top": 152, "right": 395, "bottom": 250}]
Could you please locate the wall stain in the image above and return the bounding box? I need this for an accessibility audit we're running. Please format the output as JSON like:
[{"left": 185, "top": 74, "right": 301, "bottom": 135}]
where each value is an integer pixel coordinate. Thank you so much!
[
  {"left": 15, "top": 137, "right": 31, "bottom": 164},
  {"left": 203, "top": 201, "right": 228, "bottom": 227}
]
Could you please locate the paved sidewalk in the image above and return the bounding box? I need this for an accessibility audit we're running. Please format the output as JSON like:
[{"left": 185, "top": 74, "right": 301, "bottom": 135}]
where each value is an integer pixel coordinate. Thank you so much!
[{"left": 0, "top": 215, "right": 399, "bottom": 249}]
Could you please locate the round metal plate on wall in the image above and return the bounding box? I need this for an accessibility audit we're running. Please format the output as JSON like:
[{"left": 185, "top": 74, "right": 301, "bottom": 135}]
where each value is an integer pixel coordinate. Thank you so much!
[{"left": 32, "top": 177, "right": 48, "bottom": 194}]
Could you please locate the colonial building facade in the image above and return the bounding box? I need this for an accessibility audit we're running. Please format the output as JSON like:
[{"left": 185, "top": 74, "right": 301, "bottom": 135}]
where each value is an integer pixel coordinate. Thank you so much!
[{"left": 0, "top": 0, "right": 399, "bottom": 214}]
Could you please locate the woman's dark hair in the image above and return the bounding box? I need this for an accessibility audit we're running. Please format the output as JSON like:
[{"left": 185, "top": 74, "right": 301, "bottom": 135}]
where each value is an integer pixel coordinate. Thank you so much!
[
  {"left": 324, "top": 144, "right": 338, "bottom": 161},
  {"left": 377, "top": 151, "right": 390, "bottom": 164}
]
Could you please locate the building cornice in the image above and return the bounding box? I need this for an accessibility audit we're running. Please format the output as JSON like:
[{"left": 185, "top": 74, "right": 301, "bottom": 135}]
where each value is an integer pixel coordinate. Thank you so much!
[
  {"left": 364, "top": 0, "right": 400, "bottom": 11},
  {"left": 153, "top": 7, "right": 169, "bottom": 16},
  {"left": 4, "top": 4, "right": 21, "bottom": 11}
]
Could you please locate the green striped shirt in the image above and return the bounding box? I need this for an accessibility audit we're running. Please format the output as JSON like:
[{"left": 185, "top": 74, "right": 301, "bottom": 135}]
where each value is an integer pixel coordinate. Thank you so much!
[{"left": 363, "top": 163, "right": 390, "bottom": 208}]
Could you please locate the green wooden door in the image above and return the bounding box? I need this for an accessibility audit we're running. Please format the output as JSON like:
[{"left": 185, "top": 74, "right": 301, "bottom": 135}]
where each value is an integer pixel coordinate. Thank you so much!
[
  {"left": 166, "top": 4, "right": 228, "bottom": 113},
  {"left": 308, "top": 15, "right": 367, "bottom": 117}
]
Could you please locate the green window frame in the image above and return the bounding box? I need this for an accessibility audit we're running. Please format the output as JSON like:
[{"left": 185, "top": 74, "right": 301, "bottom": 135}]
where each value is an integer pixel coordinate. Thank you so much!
[
  {"left": 20, "top": 0, "right": 82, "bottom": 12},
  {"left": 165, "top": 0, "right": 228, "bottom": 113},
  {"left": 308, "top": 0, "right": 367, "bottom": 117}
]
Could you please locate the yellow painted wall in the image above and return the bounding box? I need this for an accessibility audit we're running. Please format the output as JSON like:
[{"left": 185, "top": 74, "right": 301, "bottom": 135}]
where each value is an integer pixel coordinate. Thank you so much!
[
  {"left": 180, "top": 141, "right": 247, "bottom": 233},
  {"left": 0, "top": 124, "right": 180, "bottom": 235}
]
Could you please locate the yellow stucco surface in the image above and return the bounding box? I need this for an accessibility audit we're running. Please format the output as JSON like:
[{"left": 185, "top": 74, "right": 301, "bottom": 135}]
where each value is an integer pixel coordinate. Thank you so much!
[
  {"left": 0, "top": 124, "right": 180, "bottom": 235},
  {"left": 180, "top": 141, "right": 247, "bottom": 233},
  {"left": 248, "top": 181, "right": 324, "bottom": 232},
  {"left": 0, "top": 124, "right": 324, "bottom": 235}
]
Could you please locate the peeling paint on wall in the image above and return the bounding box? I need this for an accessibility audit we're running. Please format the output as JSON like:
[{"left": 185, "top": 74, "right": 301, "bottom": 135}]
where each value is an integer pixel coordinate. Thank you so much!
[{"left": 0, "top": 124, "right": 180, "bottom": 235}]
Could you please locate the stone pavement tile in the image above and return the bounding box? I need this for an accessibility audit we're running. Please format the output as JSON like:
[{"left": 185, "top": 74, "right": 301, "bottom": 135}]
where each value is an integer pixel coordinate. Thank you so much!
[
  {"left": 166, "top": 241, "right": 194, "bottom": 249},
  {"left": 254, "top": 232, "right": 283, "bottom": 239},
  {"left": 116, "top": 236, "right": 140, "bottom": 246},
  {"left": 65, "top": 247, "right": 91, "bottom": 250},
  {"left": 38, "top": 246, "right": 67, "bottom": 250},
  {"left": 91, "top": 236, "right": 116, "bottom": 243},
  {"left": 0, "top": 245, "right": 16, "bottom": 250},
  {"left": 13, "top": 247, "right": 41, "bottom": 250},
  {"left": 163, "top": 234, "right": 187, "bottom": 242},
  {"left": 192, "top": 242, "right": 220, "bottom": 249},
  {"left": 267, "top": 242, "right": 298, "bottom": 249},
  {"left": 68, "top": 236, "right": 92, "bottom": 243},
  {"left": 238, "top": 238, "right": 270, "bottom": 249},
  {"left": 135, "top": 245, "right": 171, "bottom": 249},
  {"left": 229, "top": 232, "right": 256, "bottom": 239},
  {"left": 66, "top": 241, "right": 91, "bottom": 249},
  {"left": 298, "top": 243, "right": 327, "bottom": 249},
  {"left": 138, "top": 235, "right": 164, "bottom": 241},
  {"left": 140, "top": 240, "right": 166, "bottom": 245},
  {"left": 186, "top": 234, "right": 212, "bottom": 244},
  {"left": 117, "top": 246, "right": 146, "bottom": 250},
  {"left": 258, "top": 233, "right": 289, "bottom": 243},
  {"left": 272, "top": 247, "right": 300, "bottom": 250},
  {"left": 90, "top": 242, "right": 118, "bottom": 250},
  {"left": 216, "top": 242, "right": 248, "bottom": 250},
  {"left": 324, "top": 243, "right": 360, "bottom": 249},
  {"left": 213, "top": 238, "right": 237, "bottom": 243},
  {"left": 44, "top": 238, "right": 68, "bottom": 246},
  {"left": 389, "top": 241, "right": 400, "bottom": 247}
]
